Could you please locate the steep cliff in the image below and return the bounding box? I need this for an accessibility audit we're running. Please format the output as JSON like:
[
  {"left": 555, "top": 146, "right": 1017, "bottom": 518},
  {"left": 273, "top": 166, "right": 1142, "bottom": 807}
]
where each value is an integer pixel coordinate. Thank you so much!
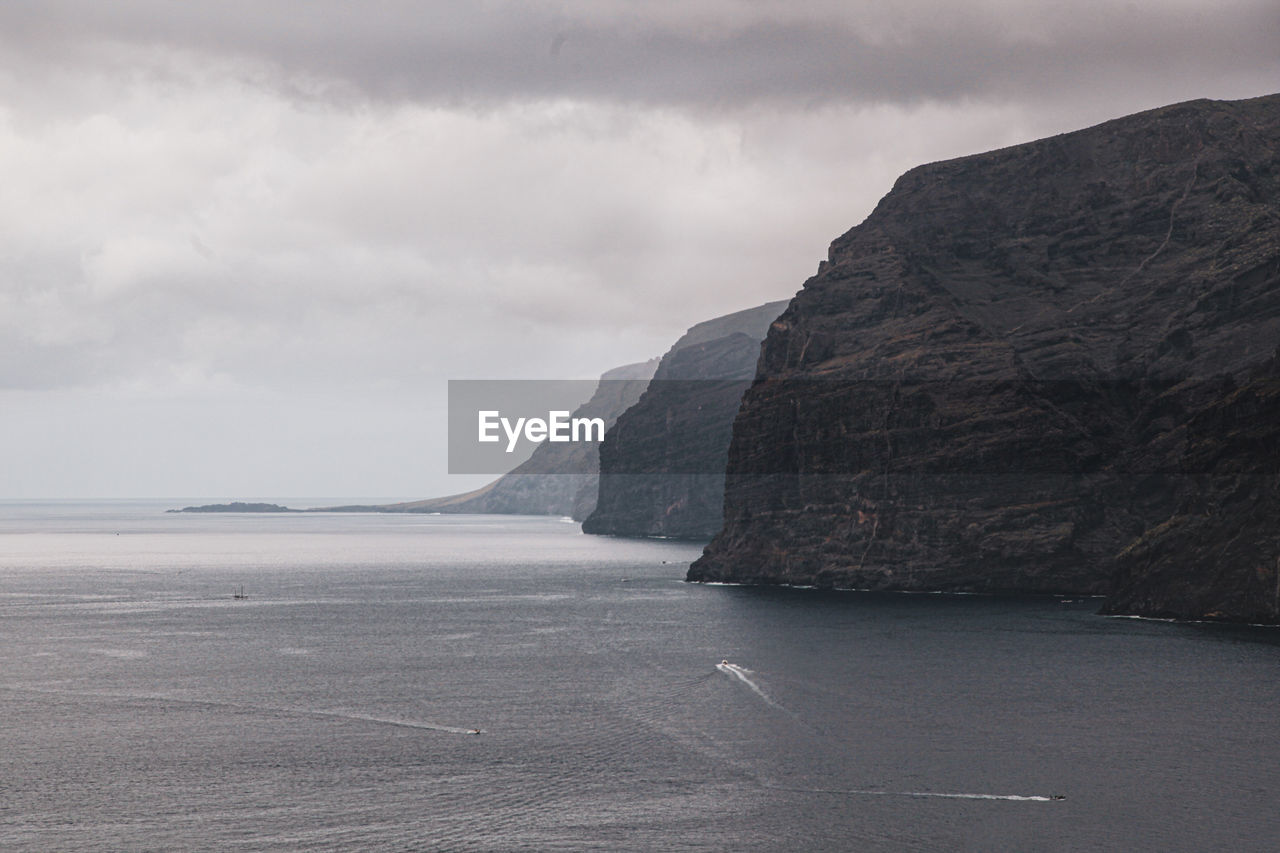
[
  {"left": 690, "top": 94, "right": 1280, "bottom": 622},
  {"left": 1102, "top": 351, "right": 1280, "bottom": 622},
  {"left": 583, "top": 300, "right": 788, "bottom": 538}
]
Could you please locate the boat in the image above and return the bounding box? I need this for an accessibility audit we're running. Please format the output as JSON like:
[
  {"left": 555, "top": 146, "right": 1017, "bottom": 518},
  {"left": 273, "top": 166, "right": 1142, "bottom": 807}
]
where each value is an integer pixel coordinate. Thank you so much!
[{"left": 232, "top": 585, "right": 249, "bottom": 600}]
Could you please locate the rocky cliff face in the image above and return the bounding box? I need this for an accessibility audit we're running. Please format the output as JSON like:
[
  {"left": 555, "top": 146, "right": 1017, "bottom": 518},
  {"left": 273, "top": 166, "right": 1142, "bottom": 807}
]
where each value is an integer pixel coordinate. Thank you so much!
[
  {"left": 690, "top": 94, "right": 1280, "bottom": 622},
  {"left": 385, "top": 359, "right": 656, "bottom": 519},
  {"left": 582, "top": 300, "right": 789, "bottom": 538},
  {"left": 1102, "top": 352, "right": 1280, "bottom": 622}
]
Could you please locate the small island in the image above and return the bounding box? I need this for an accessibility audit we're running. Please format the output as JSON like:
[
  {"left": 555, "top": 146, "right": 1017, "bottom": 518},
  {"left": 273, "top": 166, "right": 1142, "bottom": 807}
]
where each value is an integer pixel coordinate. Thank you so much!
[{"left": 168, "top": 502, "right": 298, "bottom": 513}]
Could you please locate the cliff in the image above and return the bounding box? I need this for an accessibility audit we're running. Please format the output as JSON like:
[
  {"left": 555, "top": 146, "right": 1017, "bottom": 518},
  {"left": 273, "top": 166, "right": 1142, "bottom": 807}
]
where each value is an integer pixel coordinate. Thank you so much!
[
  {"left": 1102, "top": 351, "right": 1280, "bottom": 622},
  {"left": 583, "top": 300, "right": 789, "bottom": 538},
  {"left": 689, "top": 94, "right": 1280, "bottom": 622}
]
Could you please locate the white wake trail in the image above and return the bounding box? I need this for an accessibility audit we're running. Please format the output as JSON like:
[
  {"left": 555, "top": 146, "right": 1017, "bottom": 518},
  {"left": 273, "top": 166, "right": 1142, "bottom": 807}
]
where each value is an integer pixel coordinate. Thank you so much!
[
  {"left": 309, "top": 710, "right": 481, "bottom": 735},
  {"left": 886, "top": 791, "right": 1054, "bottom": 802},
  {"left": 767, "top": 783, "right": 1060, "bottom": 803},
  {"left": 716, "top": 662, "right": 784, "bottom": 710},
  {"left": 0, "top": 685, "right": 483, "bottom": 735},
  {"left": 706, "top": 667, "right": 1062, "bottom": 805}
]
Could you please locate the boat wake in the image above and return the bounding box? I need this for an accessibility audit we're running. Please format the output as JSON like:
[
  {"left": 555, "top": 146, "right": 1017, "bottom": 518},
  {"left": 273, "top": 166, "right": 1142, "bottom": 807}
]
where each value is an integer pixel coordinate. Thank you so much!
[
  {"left": 715, "top": 661, "right": 784, "bottom": 711},
  {"left": 308, "top": 709, "right": 480, "bottom": 735},
  {"left": 766, "top": 783, "right": 1061, "bottom": 803},
  {"left": 1, "top": 684, "right": 483, "bottom": 735},
  {"left": 705, "top": 668, "right": 1062, "bottom": 805}
]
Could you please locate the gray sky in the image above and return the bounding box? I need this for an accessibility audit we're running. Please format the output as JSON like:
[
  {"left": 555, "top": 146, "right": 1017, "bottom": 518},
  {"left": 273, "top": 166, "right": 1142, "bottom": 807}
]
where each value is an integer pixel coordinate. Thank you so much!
[{"left": 1, "top": 1, "right": 1276, "bottom": 499}]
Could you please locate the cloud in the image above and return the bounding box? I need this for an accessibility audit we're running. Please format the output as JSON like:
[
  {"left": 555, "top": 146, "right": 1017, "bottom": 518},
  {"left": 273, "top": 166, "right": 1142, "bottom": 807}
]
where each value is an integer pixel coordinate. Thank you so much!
[
  {"left": 0, "top": 69, "right": 760, "bottom": 391},
  {"left": 0, "top": 1, "right": 1275, "bottom": 109}
]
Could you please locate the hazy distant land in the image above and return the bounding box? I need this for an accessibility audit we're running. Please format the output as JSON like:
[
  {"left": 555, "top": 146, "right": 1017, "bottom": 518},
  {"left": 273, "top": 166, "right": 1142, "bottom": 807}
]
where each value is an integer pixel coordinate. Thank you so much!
[{"left": 168, "top": 502, "right": 299, "bottom": 513}]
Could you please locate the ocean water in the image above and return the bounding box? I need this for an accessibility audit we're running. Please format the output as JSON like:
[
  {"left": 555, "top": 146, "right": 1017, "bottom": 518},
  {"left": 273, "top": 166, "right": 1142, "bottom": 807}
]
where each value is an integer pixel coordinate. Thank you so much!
[{"left": 1, "top": 502, "right": 1278, "bottom": 851}]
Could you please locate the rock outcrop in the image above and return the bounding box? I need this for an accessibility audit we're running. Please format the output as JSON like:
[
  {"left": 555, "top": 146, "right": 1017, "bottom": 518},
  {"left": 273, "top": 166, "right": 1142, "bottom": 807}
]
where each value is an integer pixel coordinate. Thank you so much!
[
  {"left": 583, "top": 300, "right": 789, "bottom": 538},
  {"left": 689, "top": 94, "right": 1280, "bottom": 622}
]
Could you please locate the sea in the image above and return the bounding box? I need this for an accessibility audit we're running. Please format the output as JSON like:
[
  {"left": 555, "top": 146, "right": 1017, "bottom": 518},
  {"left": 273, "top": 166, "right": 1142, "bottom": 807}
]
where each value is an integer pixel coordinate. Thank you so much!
[{"left": 0, "top": 501, "right": 1277, "bottom": 852}]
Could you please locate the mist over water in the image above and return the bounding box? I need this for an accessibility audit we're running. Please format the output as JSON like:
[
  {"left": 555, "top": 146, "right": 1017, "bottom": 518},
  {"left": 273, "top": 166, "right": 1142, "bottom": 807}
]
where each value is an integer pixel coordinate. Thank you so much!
[{"left": 1, "top": 505, "right": 1278, "bottom": 851}]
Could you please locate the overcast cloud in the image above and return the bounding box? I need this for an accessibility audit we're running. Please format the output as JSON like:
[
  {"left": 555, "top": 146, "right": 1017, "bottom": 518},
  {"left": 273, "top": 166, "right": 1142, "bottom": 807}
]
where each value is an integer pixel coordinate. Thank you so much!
[{"left": 1, "top": 1, "right": 1276, "bottom": 498}]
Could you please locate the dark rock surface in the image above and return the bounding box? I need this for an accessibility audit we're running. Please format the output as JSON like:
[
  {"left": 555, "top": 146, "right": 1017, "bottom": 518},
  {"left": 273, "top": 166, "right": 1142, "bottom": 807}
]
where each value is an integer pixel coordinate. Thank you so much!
[
  {"left": 583, "top": 300, "right": 789, "bottom": 538},
  {"left": 1102, "top": 352, "right": 1280, "bottom": 622},
  {"left": 690, "top": 94, "right": 1280, "bottom": 622}
]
